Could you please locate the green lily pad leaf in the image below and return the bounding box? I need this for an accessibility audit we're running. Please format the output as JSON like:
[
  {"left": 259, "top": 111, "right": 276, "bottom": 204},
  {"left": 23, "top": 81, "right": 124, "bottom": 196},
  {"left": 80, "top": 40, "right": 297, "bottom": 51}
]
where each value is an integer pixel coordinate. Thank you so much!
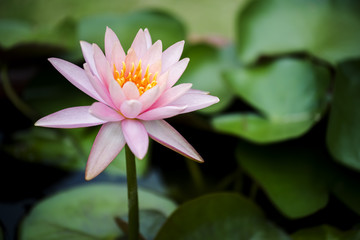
[
  {"left": 213, "top": 58, "right": 330, "bottom": 143},
  {"left": 236, "top": 142, "right": 330, "bottom": 218},
  {"left": 292, "top": 225, "right": 343, "bottom": 240},
  {"left": 179, "top": 44, "right": 236, "bottom": 114},
  {"left": 78, "top": 10, "right": 186, "bottom": 51},
  {"left": 0, "top": 17, "right": 76, "bottom": 51},
  {"left": 237, "top": 0, "right": 360, "bottom": 64},
  {"left": 5, "top": 127, "right": 149, "bottom": 177},
  {"left": 212, "top": 113, "right": 314, "bottom": 143},
  {"left": 292, "top": 225, "right": 360, "bottom": 240},
  {"left": 155, "top": 193, "right": 291, "bottom": 240},
  {"left": 0, "top": 19, "right": 32, "bottom": 48},
  {"left": 332, "top": 170, "right": 360, "bottom": 216},
  {"left": 20, "top": 183, "right": 176, "bottom": 240},
  {"left": 225, "top": 58, "right": 330, "bottom": 118},
  {"left": 327, "top": 60, "right": 360, "bottom": 171}
]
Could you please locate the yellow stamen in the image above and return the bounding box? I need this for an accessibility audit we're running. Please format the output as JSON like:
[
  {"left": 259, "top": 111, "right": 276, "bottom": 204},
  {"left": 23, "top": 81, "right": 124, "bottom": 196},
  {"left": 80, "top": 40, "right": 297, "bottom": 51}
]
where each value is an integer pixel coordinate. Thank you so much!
[{"left": 113, "top": 60, "right": 158, "bottom": 95}]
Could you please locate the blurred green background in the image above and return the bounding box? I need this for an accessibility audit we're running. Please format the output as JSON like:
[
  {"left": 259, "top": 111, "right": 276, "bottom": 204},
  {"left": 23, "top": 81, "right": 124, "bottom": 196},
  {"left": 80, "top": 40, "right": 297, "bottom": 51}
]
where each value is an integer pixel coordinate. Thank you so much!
[{"left": 1, "top": 0, "right": 360, "bottom": 239}]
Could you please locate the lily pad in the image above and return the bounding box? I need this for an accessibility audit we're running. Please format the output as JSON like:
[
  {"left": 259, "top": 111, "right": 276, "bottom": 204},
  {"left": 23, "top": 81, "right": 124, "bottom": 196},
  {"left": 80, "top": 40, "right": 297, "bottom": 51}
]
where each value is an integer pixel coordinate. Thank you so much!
[
  {"left": 179, "top": 44, "right": 236, "bottom": 114},
  {"left": 292, "top": 225, "right": 360, "bottom": 240},
  {"left": 213, "top": 58, "right": 330, "bottom": 143},
  {"left": 236, "top": 0, "right": 360, "bottom": 64},
  {"left": 236, "top": 141, "right": 331, "bottom": 218},
  {"left": 332, "top": 169, "right": 360, "bottom": 216},
  {"left": 19, "top": 183, "right": 176, "bottom": 240},
  {"left": 327, "top": 59, "right": 360, "bottom": 171},
  {"left": 78, "top": 10, "right": 186, "bottom": 52},
  {"left": 155, "top": 193, "right": 291, "bottom": 240},
  {"left": 5, "top": 127, "right": 149, "bottom": 177},
  {"left": 212, "top": 113, "right": 315, "bottom": 143},
  {"left": 0, "top": 17, "right": 76, "bottom": 51}
]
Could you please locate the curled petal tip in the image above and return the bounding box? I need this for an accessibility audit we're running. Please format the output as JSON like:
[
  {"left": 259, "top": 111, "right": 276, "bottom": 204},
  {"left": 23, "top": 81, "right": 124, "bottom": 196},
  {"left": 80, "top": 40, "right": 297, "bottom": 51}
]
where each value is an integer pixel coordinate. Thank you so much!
[{"left": 85, "top": 173, "right": 94, "bottom": 181}]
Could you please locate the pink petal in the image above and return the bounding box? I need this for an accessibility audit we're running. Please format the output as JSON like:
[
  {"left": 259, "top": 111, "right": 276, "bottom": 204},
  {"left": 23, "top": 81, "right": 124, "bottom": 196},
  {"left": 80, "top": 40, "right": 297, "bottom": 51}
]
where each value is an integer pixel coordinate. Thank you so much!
[
  {"left": 130, "top": 29, "right": 147, "bottom": 58},
  {"left": 84, "top": 63, "right": 113, "bottom": 106},
  {"left": 156, "top": 72, "right": 169, "bottom": 95},
  {"left": 143, "top": 120, "right": 203, "bottom": 162},
  {"left": 138, "top": 85, "right": 160, "bottom": 111},
  {"left": 120, "top": 100, "right": 142, "bottom": 118},
  {"left": 89, "top": 102, "right": 124, "bottom": 121},
  {"left": 80, "top": 41, "right": 99, "bottom": 78},
  {"left": 111, "top": 41, "right": 126, "bottom": 72},
  {"left": 109, "top": 79, "right": 126, "bottom": 109},
  {"left": 152, "top": 83, "right": 192, "bottom": 108},
  {"left": 93, "top": 43, "right": 113, "bottom": 88},
  {"left": 104, "top": 27, "right": 125, "bottom": 62},
  {"left": 48, "top": 58, "right": 102, "bottom": 102},
  {"left": 148, "top": 60, "right": 162, "bottom": 79},
  {"left": 85, "top": 122, "right": 125, "bottom": 180},
  {"left": 142, "top": 40, "right": 162, "bottom": 68},
  {"left": 35, "top": 106, "right": 106, "bottom": 128},
  {"left": 167, "top": 58, "right": 190, "bottom": 88},
  {"left": 121, "top": 119, "right": 149, "bottom": 159},
  {"left": 187, "top": 88, "right": 209, "bottom": 94},
  {"left": 124, "top": 48, "right": 139, "bottom": 70},
  {"left": 123, "top": 81, "right": 140, "bottom": 99},
  {"left": 171, "top": 93, "right": 220, "bottom": 114},
  {"left": 161, "top": 40, "right": 185, "bottom": 72},
  {"left": 144, "top": 28, "right": 152, "bottom": 49},
  {"left": 137, "top": 106, "right": 186, "bottom": 121}
]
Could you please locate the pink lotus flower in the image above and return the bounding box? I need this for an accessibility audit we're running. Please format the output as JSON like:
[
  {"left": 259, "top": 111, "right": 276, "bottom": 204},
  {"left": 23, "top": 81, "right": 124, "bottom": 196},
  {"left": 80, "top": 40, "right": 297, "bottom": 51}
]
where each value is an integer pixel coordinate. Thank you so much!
[{"left": 35, "top": 27, "right": 219, "bottom": 180}]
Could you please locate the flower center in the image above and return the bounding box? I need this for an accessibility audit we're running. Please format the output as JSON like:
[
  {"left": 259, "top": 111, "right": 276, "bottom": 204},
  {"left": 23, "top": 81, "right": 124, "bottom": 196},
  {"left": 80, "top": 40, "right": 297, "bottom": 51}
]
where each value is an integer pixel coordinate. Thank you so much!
[{"left": 113, "top": 60, "right": 158, "bottom": 95}]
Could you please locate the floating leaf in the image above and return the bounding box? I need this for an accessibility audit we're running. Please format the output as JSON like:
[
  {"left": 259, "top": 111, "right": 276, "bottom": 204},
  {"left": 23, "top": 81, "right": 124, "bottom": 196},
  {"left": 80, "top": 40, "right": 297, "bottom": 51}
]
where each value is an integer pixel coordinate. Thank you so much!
[
  {"left": 327, "top": 60, "right": 360, "bottom": 171},
  {"left": 5, "top": 127, "right": 149, "bottom": 177},
  {"left": 332, "top": 170, "right": 360, "bottom": 216},
  {"left": 212, "top": 113, "right": 314, "bottom": 143},
  {"left": 213, "top": 58, "right": 330, "bottom": 143},
  {"left": 0, "top": 17, "right": 76, "bottom": 50},
  {"left": 179, "top": 44, "right": 236, "bottom": 114},
  {"left": 292, "top": 225, "right": 360, "bottom": 240},
  {"left": 20, "top": 183, "right": 176, "bottom": 240},
  {"left": 237, "top": 141, "right": 331, "bottom": 218},
  {"left": 78, "top": 10, "right": 186, "bottom": 51},
  {"left": 0, "top": 19, "right": 32, "bottom": 48},
  {"left": 236, "top": 0, "right": 360, "bottom": 64},
  {"left": 155, "top": 193, "right": 291, "bottom": 240}
]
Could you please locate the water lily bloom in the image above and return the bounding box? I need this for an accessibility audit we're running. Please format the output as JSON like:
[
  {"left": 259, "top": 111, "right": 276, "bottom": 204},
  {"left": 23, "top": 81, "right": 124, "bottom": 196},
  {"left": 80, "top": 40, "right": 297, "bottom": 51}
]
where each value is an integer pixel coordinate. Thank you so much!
[{"left": 35, "top": 27, "right": 219, "bottom": 180}]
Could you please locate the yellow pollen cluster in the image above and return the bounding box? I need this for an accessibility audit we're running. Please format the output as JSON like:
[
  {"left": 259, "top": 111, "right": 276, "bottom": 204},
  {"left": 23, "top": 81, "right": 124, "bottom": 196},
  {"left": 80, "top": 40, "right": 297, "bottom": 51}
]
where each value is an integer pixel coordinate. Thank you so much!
[{"left": 113, "top": 60, "right": 158, "bottom": 95}]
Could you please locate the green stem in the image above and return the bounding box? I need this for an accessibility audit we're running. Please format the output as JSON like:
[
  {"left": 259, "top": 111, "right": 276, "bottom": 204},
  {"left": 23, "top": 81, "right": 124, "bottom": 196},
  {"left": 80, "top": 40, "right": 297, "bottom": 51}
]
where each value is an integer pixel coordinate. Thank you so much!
[
  {"left": 1, "top": 65, "right": 37, "bottom": 121},
  {"left": 125, "top": 145, "right": 139, "bottom": 240}
]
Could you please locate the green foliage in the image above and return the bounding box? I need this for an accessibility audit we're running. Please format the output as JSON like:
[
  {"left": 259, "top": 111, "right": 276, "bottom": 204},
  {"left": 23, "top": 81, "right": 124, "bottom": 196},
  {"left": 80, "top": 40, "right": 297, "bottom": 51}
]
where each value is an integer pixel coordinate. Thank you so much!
[
  {"left": 6, "top": 127, "right": 149, "bottom": 177},
  {"left": 236, "top": 0, "right": 360, "bottom": 64},
  {"left": 213, "top": 58, "right": 330, "bottom": 143},
  {"left": 0, "top": 18, "right": 77, "bottom": 52},
  {"left": 236, "top": 139, "right": 360, "bottom": 219},
  {"left": 78, "top": 11, "right": 186, "bottom": 51},
  {"left": 19, "top": 183, "right": 176, "bottom": 240},
  {"left": 179, "top": 44, "right": 237, "bottom": 114},
  {"left": 292, "top": 225, "right": 360, "bottom": 240},
  {"left": 236, "top": 142, "right": 331, "bottom": 218},
  {"left": 327, "top": 60, "right": 360, "bottom": 171},
  {"left": 0, "top": 9, "right": 185, "bottom": 60},
  {"left": 155, "top": 193, "right": 291, "bottom": 240}
]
